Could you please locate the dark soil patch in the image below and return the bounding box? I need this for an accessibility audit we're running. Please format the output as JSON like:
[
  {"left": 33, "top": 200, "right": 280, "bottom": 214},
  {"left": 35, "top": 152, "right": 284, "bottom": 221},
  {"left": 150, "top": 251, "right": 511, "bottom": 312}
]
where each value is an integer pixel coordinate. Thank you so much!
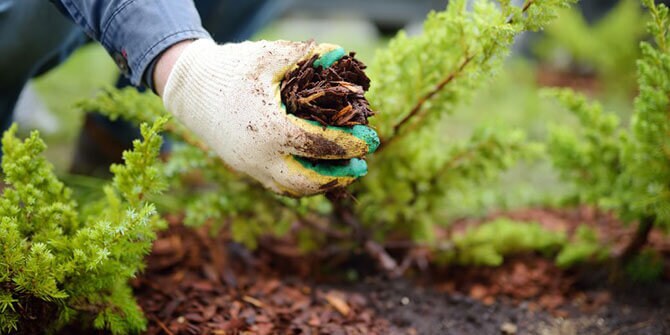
[
  {"left": 8, "top": 289, "right": 60, "bottom": 335},
  {"left": 132, "top": 208, "right": 670, "bottom": 334},
  {"left": 348, "top": 276, "right": 670, "bottom": 334}
]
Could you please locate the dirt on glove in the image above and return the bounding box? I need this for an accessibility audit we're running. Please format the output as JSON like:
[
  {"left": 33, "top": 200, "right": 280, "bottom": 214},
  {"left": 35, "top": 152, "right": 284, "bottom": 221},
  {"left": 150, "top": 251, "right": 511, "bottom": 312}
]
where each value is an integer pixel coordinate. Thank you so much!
[{"left": 280, "top": 52, "right": 374, "bottom": 127}]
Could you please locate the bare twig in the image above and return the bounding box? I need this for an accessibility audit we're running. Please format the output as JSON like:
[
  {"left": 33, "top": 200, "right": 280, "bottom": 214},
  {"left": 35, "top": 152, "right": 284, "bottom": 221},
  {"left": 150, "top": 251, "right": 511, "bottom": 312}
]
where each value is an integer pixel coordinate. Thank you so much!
[
  {"left": 365, "top": 240, "right": 399, "bottom": 274},
  {"left": 152, "top": 316, "right": 175, "bottom": 335},
  {"left": 620, "top": 216, "right": 655, "bottom": 263}
]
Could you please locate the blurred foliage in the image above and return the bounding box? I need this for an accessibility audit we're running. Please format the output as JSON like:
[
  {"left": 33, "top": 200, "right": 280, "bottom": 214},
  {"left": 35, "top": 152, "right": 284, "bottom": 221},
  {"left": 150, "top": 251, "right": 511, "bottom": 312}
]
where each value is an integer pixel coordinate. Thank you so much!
[
  {"left": 437, "top": 219, "right": 566, "bottom": 266},
  {"left": 436, "top": 219, "right": 607, "bottom": 267},
  {"left": 547, "top": 0, "right": 670, "bottom": 263},
  {"left": 555, "top": 225, "right": 608, "bottom": 267},
  {"left": 624, "top": 249, "right": 665, "bottom": 282},
  {"left": 32, "top": 45, "right": 118, "bottom": 141},
  {"left": 31, "top": 45, "right": 117, "bottom": 171},
  {"left": 545, "top": 88, "right": 628, "bottom": 209},
  {"left": 534, "top": 0, "right": 648, "bottom": 95},
  {"left": 0, "top": 120, "right": 166, "bottom": 334}
]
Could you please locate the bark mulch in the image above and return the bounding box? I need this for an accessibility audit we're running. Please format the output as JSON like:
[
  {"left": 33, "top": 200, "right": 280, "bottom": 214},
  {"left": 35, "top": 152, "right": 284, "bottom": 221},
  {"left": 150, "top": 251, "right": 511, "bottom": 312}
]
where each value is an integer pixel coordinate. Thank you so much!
[
  {"left": 133, "top": 208, "right": 670, "bottom": 335},
  {"left": 132, "top": 218, "right": 389, "bottom": 335},
  {"left": 280, "top": 52, "right": 374, "bottom": 127}
]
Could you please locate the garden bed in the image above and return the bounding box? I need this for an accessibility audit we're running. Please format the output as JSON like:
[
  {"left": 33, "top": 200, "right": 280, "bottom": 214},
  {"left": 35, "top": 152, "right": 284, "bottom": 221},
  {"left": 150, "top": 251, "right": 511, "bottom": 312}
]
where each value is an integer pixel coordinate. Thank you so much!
[{"left": 132, "top": 208, "right": 670, "bottom": 335}]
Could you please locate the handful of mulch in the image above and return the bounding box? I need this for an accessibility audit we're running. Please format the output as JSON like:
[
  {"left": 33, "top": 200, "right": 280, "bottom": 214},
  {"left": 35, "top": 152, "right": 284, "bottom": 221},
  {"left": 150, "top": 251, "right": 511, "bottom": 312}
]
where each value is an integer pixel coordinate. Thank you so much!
[{"left": 280, "top": 52, "right": 374, "bottom": 127}]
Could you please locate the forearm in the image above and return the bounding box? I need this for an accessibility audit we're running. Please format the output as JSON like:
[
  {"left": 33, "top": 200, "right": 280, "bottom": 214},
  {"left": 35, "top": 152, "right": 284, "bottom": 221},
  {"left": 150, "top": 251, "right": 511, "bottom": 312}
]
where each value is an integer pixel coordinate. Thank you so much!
[
  {"left": 50, "top": 0, "right": 210, "bottom": 87},
  {"left": 153, "top": 40, "right": 194, "bottom": 97}
]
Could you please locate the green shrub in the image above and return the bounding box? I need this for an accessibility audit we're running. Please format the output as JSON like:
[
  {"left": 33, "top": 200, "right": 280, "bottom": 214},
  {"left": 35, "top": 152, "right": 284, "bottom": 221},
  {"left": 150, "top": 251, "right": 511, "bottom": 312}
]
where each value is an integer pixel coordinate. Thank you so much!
[
  {"left": 0, "top": 119, "right": 166, "bottom": 334},
  {"left": 3, "top": 1, "right": 580, "bottom": 331},
  {"left": 555, "top": 225, "right": 608, "bottom": 267},
  {"left": 547, "top": 0, "right": 670, "bottom": 262},
  {"left": 437, "top": 219, "right": 566, "bottom": 266},
  {"left": 435, "top": 219, "right": 608, "bottom": 267}
]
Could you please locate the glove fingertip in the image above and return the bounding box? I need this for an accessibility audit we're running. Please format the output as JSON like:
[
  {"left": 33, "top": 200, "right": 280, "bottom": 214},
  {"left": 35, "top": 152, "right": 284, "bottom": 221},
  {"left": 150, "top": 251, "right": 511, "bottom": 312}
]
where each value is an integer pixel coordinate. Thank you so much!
[
  {"left": 350, "top": 125, "right": 380, "bottom": 154},
  {"left": 294, "top": 156, "right": 368, "bottom": 178},
  {"left": 301, "top": 120, "right": 379, "bottom": 155},
  {"left": 347, "top": 157, "right": 368, "bottom": 177},
  {"left": 321, "top": 123, "right": 380, "bottom": 154}
]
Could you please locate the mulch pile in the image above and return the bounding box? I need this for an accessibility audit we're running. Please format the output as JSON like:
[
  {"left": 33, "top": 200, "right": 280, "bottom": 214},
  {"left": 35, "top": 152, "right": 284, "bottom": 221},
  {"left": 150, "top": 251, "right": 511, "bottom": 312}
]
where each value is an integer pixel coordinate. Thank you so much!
[
  {"left": 436, "top": 257, "right": 577, "bottom": 313},
  {"left": 435, "top": 206, "right": 670, "bottom": 315},
  {"left": 132, "top": 217, "right": 390, "bottom": 335},
  {"left": 280, "top": 52, "right": 374, "bottom": 127},
  {"left": 132, "top": 207, "right": 670, "bottom": 334}
]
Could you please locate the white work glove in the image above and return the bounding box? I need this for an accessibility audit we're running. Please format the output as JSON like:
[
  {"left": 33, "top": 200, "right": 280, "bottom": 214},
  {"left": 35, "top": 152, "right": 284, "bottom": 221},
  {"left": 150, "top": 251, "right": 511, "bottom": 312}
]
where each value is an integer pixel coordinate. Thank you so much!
[{"left": 163, "top": 39, "right": 379, "bottom": 197}]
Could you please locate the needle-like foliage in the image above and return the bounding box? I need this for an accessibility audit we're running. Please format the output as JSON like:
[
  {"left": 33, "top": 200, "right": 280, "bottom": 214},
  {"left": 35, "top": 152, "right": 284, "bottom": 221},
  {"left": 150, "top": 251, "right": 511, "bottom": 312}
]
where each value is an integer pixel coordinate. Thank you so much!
[
  {"left": 0, "top": 119, "right": 166, "bottom": 334},
  {"left": 357, "top": 0, "right": 574, "bottom": 242},
  {"left": 547, "top": 0, "right": 670, "bottom": 265}
]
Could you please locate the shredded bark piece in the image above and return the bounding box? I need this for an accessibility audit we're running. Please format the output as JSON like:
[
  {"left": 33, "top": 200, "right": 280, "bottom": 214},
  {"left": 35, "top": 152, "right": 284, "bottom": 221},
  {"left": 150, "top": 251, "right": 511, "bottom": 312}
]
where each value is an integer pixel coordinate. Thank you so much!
[{"left": 281, "top": 52, "right": 374, "bottom": 127}]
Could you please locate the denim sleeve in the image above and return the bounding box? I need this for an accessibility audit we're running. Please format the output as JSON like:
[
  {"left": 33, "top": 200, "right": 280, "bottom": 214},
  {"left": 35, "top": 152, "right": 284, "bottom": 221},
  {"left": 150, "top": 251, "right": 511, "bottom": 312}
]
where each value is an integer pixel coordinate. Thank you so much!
[{"left": 51, "top": 0, "right": 211, "bottom": 87}]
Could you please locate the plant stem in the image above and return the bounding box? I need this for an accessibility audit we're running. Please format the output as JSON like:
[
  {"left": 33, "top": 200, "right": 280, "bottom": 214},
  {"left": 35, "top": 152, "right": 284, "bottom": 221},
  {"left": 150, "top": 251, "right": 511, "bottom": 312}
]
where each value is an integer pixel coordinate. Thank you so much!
[
  {"left": 326, "top": 191, "right": 400, "bottom": 274},
  {"left": 620, "top": 215, "right": 655, "bottom": 263},
  {"left": 382, "top": 54, "right": 474, "bottom": 148}
]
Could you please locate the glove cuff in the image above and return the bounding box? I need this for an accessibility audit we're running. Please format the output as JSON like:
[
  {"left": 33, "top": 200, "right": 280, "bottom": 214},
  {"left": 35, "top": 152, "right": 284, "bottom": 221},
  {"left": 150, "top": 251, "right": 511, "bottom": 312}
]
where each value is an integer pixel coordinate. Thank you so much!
[{"left": 162, "top": 38, "right": 221, "bottom": 122}]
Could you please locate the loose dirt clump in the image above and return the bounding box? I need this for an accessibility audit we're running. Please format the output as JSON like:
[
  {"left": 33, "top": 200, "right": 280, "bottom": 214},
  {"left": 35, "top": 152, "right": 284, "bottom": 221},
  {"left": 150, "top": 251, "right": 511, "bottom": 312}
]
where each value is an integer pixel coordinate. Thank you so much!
[{"left": 280, "top": 52, "right": 374, "bottom": 127}]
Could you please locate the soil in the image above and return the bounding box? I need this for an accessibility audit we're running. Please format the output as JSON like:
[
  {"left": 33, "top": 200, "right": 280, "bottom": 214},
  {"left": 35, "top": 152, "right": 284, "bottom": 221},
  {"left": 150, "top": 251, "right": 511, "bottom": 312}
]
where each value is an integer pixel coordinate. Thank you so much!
[
  {"left": 536, "top": 66, "right": 601, "bottom": 95},
  {"left": 132, "top": 208, "right": 670, "bottom": 335},
  {"left": 7, "top": 288, "right": 60, "bottom": 335},
  {"left": 280, "top": 52, "right": 374, "bottom": 127}
]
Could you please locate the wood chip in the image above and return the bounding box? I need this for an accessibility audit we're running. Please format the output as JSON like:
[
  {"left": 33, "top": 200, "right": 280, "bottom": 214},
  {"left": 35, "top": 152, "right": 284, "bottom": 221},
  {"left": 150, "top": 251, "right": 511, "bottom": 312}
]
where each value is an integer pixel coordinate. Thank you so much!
[
  {"left": 325, "top": 291, "right": 351, "bottom": 316},
  {"left": 242, "top": 295, "right": 264, "bottom": 308},
  {"left": 280, "top": 52, "right": 374, "bottom": 127}
]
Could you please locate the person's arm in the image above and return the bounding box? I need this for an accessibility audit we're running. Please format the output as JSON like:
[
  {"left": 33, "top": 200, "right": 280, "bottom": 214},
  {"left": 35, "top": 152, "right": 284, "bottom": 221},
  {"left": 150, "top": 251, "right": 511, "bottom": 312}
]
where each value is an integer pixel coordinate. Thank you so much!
[
  {"left": 50, "top": 0, "right": 210, "bottom": 89},
  {"left": 152, "top": 39, "right": 193, "bottom": 96},
  {"left": 49, "top": 1, "right": 379, "bottom": 197}
]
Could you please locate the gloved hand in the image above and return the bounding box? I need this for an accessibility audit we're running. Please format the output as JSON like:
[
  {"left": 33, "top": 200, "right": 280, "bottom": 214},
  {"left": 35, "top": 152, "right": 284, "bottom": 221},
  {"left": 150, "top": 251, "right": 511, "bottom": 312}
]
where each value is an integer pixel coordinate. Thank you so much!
[{"left": 162, "top": 39, "right": 379, "bottom": 196}]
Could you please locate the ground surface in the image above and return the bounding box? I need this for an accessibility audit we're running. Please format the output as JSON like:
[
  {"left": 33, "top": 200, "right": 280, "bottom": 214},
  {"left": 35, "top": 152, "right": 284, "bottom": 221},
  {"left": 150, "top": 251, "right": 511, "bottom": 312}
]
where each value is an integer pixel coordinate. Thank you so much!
[{"left": 132, "top": 208, "right": 670, "bottom": 335}]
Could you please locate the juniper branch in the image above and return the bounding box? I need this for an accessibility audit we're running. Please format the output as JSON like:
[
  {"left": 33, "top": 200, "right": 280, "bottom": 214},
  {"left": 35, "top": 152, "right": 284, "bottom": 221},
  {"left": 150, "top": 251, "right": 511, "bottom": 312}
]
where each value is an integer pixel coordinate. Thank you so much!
[{"left": 380, "top": 0, "right": 536, "bottom": 149}]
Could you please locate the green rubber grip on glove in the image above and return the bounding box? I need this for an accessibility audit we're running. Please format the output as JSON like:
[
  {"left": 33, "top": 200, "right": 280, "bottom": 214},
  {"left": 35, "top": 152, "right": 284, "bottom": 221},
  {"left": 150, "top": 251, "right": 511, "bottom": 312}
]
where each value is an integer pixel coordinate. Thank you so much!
[
  {"left": 295, "top": 157, "right": 368, "bottom": 178},
  {"left": 313, "top": 47, "right": 346, "bottom": 68},
  {"left": 340, "top": 125, "right": 380, "bottom": 154}
]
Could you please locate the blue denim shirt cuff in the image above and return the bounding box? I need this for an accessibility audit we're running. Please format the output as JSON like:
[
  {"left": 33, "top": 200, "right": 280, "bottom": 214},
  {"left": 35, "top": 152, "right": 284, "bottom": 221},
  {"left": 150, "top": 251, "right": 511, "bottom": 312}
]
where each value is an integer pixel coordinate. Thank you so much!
[
  {"left": 100, "top": 0, "right": 210, "bottom": 86},
  {"left": 57, "top": 0, "right": 211, "bottom": 87}
]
